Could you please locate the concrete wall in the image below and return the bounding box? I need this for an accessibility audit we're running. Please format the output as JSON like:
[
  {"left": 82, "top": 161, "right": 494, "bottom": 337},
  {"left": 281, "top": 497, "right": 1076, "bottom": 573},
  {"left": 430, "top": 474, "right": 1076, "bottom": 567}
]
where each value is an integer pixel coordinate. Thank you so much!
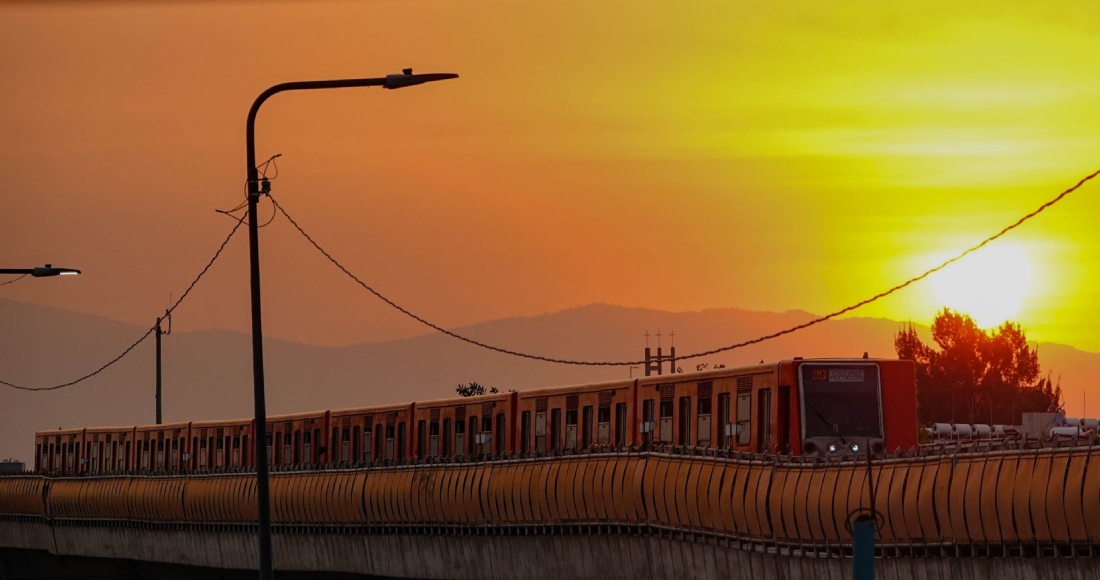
[{"left": 1, "top": 521, "right": 1096, "bottom": 580}]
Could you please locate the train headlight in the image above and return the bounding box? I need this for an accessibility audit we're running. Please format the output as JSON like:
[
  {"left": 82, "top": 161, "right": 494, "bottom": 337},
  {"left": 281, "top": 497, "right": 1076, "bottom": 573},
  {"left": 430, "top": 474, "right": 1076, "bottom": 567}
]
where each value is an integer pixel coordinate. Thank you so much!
[
  {"left": 827, "top": 443, "right": 837, "bottom": 453},
  {"left": 850, "top": 443, "right": 860, "bottom": 453}
]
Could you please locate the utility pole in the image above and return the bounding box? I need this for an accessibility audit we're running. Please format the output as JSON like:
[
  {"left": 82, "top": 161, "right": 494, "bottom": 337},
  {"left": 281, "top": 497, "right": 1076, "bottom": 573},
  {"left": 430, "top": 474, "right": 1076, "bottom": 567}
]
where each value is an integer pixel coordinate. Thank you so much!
[{"left": 155, "top": 312, "right": 171, "bottom": 425}]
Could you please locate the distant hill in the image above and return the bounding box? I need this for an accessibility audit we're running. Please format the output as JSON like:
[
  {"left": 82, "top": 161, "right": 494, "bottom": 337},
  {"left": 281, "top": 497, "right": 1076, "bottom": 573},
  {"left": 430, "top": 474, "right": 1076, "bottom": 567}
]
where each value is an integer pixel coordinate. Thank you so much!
[{"left": 2, "top": 298, "right": 1097, "bottom": 463}]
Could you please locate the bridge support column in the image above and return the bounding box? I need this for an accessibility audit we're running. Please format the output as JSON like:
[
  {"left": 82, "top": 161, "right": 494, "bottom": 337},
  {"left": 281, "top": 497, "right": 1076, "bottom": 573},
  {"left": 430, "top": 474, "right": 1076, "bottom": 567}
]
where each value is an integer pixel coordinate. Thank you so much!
[{"left": 851, "top": 516, "right": 875, "bottom": 580}]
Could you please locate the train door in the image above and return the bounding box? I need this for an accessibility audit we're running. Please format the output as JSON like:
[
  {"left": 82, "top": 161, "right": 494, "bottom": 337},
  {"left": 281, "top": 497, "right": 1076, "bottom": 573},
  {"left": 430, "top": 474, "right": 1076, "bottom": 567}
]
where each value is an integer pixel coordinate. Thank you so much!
[
  {"left": 141, "top": 439, "right": 150, "bottom": 471},
  {"left": 565, "top": 402, "right": 578, "bottom": 448},
  {"left": 429, "top": 420, "right": 439, "bottom": 456},
  {"left": 495, "top": 413, "right": 505, "bottom": 455},
  {"left": 718, "top": 393, "right": 731, "bottom": 448},
  {"left": 66, "top": 442, "right": 75, "bottom": 473},
  {"left": 454, "top": 418, "right": 465, "bottom": 456},
  {"left": 697, "top": 382, "right": 713, "bottom": 447},
  {"left": 416, "top": 422, "right": 426, "bottom": 459},
  {"left": 597, "top": 405, "right": 611, "bottom": 445},
  {"left": 397, "top": 423, "right": 407, "bottom": 461},
  {"left": 534, "top": 410, "right": 546, "bottom": 452},
  {"left": 615, "top": 403, "right": 628, "bottom": 446},
  {"left": 659, "top": 400, "right": 674, "bottom": 444},
  {"left": 581, "top": 406, "right": 593, "bottom": 448},
  {"left": 520, "top": 411, "right": 531, "bottom": 453},
  {"left": 757, "top": 388, "right": 773, "bottom": 453},
  {"left": 156, "top": 438, "right": 165, "bottom": 470},
  {"left": 124, "top": 441, "right": 132, "bottom": 471},
  {"left": 342, "top": 428, "right": 352, "bottom": 462},
  {"left": 736, "top": 390, "right": 752, "bottom": 447},
  {"left": 199, "top": 437, "right": 208, "bottom": 467},
  {"left": 384, "top": 424, "right": 395, "bottom": 460},
  {"left": 467, "top": 416, "right": 477, "bottom": 456},
  {"left": 352, "top": 426, "right": 361, "bottom": 461},
  {"left": 641, "top": 400, "right": 655, "bottom": 443},
  {"left": 678, "top": 396, "right": 691, "bottom": 446},
  {"left": 777, "top": 386, "right": 790, "bottom": 454},
  {"left": 232, "top": 436, "right": 241, "bottom": 467},
  {"left": 374, "top": 424, "right": 384, "bottom": 460},
  {"left": 89, "top": 441, "right": 98, "bottom": 473},
  {"left": 479, "top": 416, "right": 491, "bottom": 456},
  {"left": 215, "top": 437, "right": 224, "bottom": 468},
  {"left": 550, "top": 408, "right": 561, "bottom": 451},
  {"left": 107, "top": 441, "right": 116, "bottom": 471},
  {"left": 302, "top": 431, "right": 312, "bottom": 464},
  {"left": 440, "top": 419, "right": 450, "bottom": 457}
]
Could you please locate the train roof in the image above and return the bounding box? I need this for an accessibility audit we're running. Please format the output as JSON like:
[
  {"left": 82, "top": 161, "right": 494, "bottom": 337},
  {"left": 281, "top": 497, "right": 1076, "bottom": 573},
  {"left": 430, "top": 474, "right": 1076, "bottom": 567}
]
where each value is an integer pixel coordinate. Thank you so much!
[
  {"left": 329, "top": 402, "right": 411, "bottom": 417},
  {"left": 416, "top": 391, "right": 513, "bottom": 408},
  {"left": 516, "top": 378, "right": 635, "bottom": 398}
]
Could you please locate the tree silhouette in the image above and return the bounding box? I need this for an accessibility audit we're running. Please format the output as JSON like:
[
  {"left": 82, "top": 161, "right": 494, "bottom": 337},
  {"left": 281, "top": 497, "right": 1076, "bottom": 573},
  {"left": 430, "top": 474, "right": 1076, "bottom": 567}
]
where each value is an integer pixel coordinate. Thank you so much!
[
  {"left": 455, "top": 382, "right": 499, "bottom": 397},
  {"left": 895, "top": 308, "right": 1063, "bottom": 425}
]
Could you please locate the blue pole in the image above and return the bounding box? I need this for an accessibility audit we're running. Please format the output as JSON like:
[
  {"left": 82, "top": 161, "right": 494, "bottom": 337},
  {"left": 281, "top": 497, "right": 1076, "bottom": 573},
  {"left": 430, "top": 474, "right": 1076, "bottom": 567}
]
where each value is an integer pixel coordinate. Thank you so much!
[{"left": 851, "top": 515, "right": 876, "bottom": 580}]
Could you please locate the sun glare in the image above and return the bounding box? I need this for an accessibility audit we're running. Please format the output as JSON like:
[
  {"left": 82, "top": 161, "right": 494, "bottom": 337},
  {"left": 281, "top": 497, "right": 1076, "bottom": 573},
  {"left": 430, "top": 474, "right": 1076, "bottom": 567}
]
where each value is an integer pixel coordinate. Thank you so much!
[{"left": 931, "top": 244, "right": 1033, "bottom": 329}]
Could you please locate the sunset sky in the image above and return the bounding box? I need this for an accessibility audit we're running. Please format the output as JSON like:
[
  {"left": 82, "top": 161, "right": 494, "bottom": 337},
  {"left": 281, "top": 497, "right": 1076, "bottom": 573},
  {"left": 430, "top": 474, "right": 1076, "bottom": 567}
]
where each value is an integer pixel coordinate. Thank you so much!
[{"left": 2, "top": 1, "right": 1098, "bottom": 354}]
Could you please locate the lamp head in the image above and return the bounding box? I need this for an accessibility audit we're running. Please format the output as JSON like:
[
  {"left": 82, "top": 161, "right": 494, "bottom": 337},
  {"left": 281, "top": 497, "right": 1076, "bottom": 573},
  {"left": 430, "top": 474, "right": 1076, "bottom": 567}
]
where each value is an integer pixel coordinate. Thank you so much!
[
  {"left": 384, "top": 68, "right": 459, "bottom": 90},
  {"left": 32, "top": 264, "right": 81, "bottom": 277}
]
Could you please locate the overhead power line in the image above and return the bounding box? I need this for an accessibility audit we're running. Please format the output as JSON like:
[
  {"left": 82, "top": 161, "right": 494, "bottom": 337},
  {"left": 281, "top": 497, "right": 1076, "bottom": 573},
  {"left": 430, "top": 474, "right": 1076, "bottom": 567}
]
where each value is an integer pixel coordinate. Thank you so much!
[
  {"left": 272, "top": 166, "right": 1099, "bottom": 366},
  {"left": 1, "top": 219, "right": 244, "bottom": 392},
  {"left": 0, "top": 274, "right": 28, "bottom": 287}
]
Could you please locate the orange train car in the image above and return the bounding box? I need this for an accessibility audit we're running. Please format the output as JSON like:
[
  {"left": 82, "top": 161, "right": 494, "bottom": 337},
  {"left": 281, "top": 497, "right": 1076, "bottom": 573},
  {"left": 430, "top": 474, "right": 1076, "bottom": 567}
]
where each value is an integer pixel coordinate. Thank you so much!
[
  {"left": 134, "top": 422, "right": 190, "bottom": 472},
  {"left": 34, "top": 428, "right": 85, "bottom": 474},
  {"left": 329, "top": 403, "right": 415, "bottom": 463},
  {"left": 188, "top": 418, "right": 252, "bottom": 470},
  {"left": 515, "top": 379, "right": 636, "bottom": 453},
  {"left": 265, "top": 411, "right": 329, "bottom": 467},
  {"left": 83, "top": 426, "right": 136, "bottom": 473},
  {"left": 412, "top": 391, "right": 516, "bottom": 458},
  {"left": 635, "top": 358, "right": 917, "bottom": 456}
]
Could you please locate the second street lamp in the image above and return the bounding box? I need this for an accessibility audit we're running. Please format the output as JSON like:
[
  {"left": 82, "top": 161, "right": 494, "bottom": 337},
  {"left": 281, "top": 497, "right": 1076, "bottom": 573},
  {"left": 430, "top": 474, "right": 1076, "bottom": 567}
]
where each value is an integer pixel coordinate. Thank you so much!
[
  {"left": 243, "top": 68, "right": 458, "bottom": 580},
  {"left": 0, "top": 264, "right": 82, "bottom": 277}
]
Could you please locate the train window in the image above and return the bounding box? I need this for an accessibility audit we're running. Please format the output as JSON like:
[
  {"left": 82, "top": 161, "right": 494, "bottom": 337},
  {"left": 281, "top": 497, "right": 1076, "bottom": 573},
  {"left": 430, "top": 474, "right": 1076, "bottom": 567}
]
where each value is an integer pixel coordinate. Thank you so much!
[
  {"left": 520, "top": 412, "right": 531, "bottom": 453},
  {"left": 697, "top": 397, "right": 712, "bottom": 447},
  {"left": 757, "top": 388, "right": 772, "bottom": 453},
  {"left": 659, "top": 401, "right": 674, "bottom": 444},
  {"left": 442, "top": 419, "right": 452, "bottom": 457},
  {"left": 582, "top": 406, "right": 593, "bottom": 448},
  {"left": 429, "top": 421, "right": 439, "bottom": 456},
  {"left": 454, "top": 418, "right": 465, "bottom": 457},
  {"left": 565, "top": 409, "right": 578, "bottom": 449},
  {"left": 678, "top": 397, "right": 691, "bottom": 446},
  {"left": 534, "top": 412, "right": 546, "bottom": 452},
  {"left": 496, "top": 413, "right": 506, "bottom": 456},
  {"left": 736, "top": 392, "right": 752, "bottom": 446},
  {"left": 615, "top": 403, "right": 627, "bottom": 446},
  {"left": 550, "top": 409, "right": 562, "bottom": 451},
  {"left": 718, "top": 393, "right": 731, "bottom": 448},
  {"left": 397, "top": 423, "right": 407, "bottom": 461},
  {"left": 642, "top": 400, "right": 655, "bottom": 442}
]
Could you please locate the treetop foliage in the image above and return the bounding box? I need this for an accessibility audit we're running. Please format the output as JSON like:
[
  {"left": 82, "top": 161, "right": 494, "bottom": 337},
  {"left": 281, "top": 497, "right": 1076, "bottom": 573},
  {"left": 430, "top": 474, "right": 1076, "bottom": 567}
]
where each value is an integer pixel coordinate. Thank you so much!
[
  {"left": 455, "top": 382, "right": 499, "bottom": 397},
  {"left": 895, "top": 308, "right": 1062, "bottom": 425}
]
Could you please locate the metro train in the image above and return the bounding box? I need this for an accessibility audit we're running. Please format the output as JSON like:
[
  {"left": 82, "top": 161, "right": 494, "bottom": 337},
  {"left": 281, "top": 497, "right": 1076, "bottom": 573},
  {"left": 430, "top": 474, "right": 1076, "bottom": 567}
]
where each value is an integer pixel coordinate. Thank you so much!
[{"left": 33, "top": 357, "right": 917, "bottom": 474}]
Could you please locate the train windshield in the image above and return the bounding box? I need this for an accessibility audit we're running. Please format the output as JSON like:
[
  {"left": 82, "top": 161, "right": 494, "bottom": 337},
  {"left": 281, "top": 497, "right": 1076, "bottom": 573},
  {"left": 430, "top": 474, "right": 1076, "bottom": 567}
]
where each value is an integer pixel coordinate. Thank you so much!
[{"left": 800, "top": 364, "right": 882, "bottom": 438}]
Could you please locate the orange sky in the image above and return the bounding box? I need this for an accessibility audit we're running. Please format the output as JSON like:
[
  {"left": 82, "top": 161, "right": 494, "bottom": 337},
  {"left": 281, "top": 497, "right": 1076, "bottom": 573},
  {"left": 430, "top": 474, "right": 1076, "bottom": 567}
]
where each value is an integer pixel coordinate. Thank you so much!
[{"left": 1, "top": 1, "right": 1098, "bottom": 353}]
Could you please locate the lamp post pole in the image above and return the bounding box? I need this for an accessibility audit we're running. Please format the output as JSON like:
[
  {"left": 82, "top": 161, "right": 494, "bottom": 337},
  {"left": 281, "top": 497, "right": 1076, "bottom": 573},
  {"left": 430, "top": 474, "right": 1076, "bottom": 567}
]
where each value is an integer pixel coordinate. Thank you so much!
[
  {"left": 243, "top": 69, "right": 457, "bottom": 579},
  {"left": 0, "top": 265, "right": 81, "bottom": 277}
]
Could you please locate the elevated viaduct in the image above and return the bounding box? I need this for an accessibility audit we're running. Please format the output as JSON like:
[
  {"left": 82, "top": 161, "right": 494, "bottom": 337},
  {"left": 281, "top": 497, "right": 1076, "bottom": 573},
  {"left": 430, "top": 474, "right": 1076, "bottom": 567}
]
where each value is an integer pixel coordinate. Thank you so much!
[{"left": 2, "top": 446, "right": 1099, "bottom": 579}]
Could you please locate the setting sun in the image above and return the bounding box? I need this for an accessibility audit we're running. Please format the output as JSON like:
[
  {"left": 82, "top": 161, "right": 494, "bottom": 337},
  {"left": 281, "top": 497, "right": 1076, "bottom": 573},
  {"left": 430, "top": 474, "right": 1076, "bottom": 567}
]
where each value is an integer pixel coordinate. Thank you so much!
[{"left": 931, "top": 244, "right": 1033, "bottom": 328}]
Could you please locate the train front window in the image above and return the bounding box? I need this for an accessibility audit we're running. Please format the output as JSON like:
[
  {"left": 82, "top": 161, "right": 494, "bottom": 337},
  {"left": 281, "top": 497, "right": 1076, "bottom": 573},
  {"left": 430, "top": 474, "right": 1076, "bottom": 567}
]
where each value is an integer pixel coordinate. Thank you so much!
[{"left": 800, "top": 364, "right": 882, "bottom": 439}]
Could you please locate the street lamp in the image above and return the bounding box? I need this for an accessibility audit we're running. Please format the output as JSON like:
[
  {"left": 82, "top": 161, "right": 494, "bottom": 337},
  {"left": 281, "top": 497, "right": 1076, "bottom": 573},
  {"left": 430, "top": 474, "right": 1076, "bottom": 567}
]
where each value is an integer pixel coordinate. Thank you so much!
[
  {"left": 0, "top": 264, "right": 81, "bottom": 277},
  {"left": 243, "top": 68, "right": 458, "bottom": 580}
]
